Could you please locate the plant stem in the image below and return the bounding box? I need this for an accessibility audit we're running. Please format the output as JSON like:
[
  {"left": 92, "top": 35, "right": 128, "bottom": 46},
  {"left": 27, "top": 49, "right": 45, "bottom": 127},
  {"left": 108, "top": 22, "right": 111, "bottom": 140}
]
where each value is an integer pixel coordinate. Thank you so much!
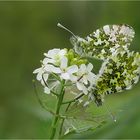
[
  {"left": 62, "top": 93, "right": 84, "bottom": 104},
  {"left": 59, "top": 93, "right": 85, "bottom": 137},
  {"left": 50, "top": 80, "right": 65, "bottom": 139},
  {"left": 59, "top": 102, "right": 71, "bottom": 138}
]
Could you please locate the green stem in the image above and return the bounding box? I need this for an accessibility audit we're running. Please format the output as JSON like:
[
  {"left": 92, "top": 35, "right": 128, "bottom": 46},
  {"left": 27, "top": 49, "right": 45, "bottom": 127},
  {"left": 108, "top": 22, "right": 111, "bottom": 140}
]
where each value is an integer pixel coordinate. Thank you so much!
[
  {"left": 59, "top": 102, "right": 71, "bottom": 138},
  {"left": 62, "top": 93, "right": 85, "bottom": 105},
  {"left": 59, "top": 93, "right": 85, "bottom": 137},
  {"left": 50, "top": 80, "right": 65, "bottom": 139}
]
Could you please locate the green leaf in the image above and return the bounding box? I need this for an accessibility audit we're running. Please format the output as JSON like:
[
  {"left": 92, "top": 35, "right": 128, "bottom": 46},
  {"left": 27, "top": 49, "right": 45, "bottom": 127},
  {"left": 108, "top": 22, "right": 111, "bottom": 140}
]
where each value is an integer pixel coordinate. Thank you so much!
[{"left": 62, "top": 102, "right": 107, "bottom": 136}]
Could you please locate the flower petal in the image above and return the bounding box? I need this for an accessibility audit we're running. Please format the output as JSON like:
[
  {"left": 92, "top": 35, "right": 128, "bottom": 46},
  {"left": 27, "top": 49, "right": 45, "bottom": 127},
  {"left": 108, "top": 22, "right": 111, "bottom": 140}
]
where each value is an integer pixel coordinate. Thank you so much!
[
  {"left": 44, "top": 64, "right": 61, "bottom": 73},
  {"left": 33, "top": 68, "right": 42, "bottom": 74},
  {"left": 43, "top": 73, "right": 48, "bottom": 81},
  {"left": 61, "top": 73, "right": 70, "bottom": 80},
  {"left": 80, "top": 64, "right": 86, "bottom": 74},
  {"left": 76, "top": 82, "right": 83, "bottom": 91},
  {"left": 82, "top": 76, "right": 88, "bottom": 85},
  {"left": 58, "top": 49, "right": 67, "bottom": 56},
  {"left": 87, "top": 63, "right": 93, "bottom": 72},
  {"left": 70, "top": 75, "right": 78, "bottom": 82},
  {"left": 45, "top": 49, "right": 60, "bottom": 58},
  {"left": 60, "top": 56, "right": 68, "bottom": 69},
  {"left": 76, "top": 82, "right": 88, "bottom": 95},
  {"left": 44, "top": 87, "right": 50, "bottom": 94},
  {"left": 67, "top": 65, "right": 78, "bottom": 74},
  {"left": 43, "top": 58, "right": 55, "bottom": 65},
  {"left": 87, "top": 72, "right": 96, "bottom": 83},
  {"left": 37, "top": 73, "right": 42, "bottom": 81}
]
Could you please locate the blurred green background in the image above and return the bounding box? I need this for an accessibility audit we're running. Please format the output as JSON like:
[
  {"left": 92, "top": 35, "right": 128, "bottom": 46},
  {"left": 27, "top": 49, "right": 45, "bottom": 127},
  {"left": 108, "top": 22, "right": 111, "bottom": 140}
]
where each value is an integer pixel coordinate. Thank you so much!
[{"left": 0, "top": 1, "right": 140, "bottom": 139}]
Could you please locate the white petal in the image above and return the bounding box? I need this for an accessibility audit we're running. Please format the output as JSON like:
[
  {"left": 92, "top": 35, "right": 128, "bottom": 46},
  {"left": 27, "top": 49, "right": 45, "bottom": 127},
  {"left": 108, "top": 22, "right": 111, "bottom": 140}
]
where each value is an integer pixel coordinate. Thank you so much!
[
  {"left": 80, "top": 64, "right": 86, "bottom": 74},
  {"left": 44, "top": 87, "right": 50, "bottom": 94},
  {"left": 52, "top": 67, "right": 61, "bottom": 73},
  {"left": 46, "top": 49, "right": 60, "bottom": 58},
  {"left": 61, "top": 73, "right": 70, "bottom": 80},
  {"left": 61, "top": 56, "right": 68, "bottom": 69},
  {"left": 36, "top": 73, "right": 42, "bottom": 81},
  {"left": 76, "top": 82, "right": 83, "bottom": 91},
  {"left": 87, "top": 63, "right": 93, "bottom": 72},
  {"left": 67, "top": 65, "right": 78, "bottom": 74},
  {"left": 41, "top": 79, "right": 45, "bottom": 86},
  {"left": 82, "top": 86, "right": 88, "bottom": 95},
  {"left": 43, "top": 73, "right": 48, "bottom": 81},
  {"left": 43, "top": 58, "right": 55, "bottom": 65},
  {"left": 44, "top": 64, "right": 61, "bottom": 73},
  {"left": 76, "top": 82, "right": 88, "bottom": 95},
  {"left": 33, "top": 68, "right": 42, "bottom": 74},
  {"left": 82, "top": 76, "right": 88, "bottom": 85},
  {"left": 70, "top": 75, "right": 78, "bottom": 82},
  {"left": 58, "top": 49, "right": 67, "bottom": 56},
  {"left": 87, "top": 73, "right": 96, "bottom": 83}
]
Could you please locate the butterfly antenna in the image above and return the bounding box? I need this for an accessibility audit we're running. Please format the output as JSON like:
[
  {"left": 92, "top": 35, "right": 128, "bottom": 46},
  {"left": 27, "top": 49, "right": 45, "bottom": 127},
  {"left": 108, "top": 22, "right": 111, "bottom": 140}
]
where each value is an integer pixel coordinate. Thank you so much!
[
  {"left": 57, "top": 23, "right": 77, "bottom": 39},
  {"left": 104, "top": 102, "right": 116, "bottom": 122}
]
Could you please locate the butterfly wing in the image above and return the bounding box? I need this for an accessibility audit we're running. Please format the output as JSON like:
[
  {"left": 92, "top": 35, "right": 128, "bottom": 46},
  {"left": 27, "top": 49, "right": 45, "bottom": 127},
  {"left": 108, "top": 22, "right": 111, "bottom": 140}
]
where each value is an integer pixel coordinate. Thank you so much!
[
  {"left": 71, "top": 24, "right": 135, "bottom": 60},
  {"left": 93, "top": 51, "right": 140, "bottom": 100}
]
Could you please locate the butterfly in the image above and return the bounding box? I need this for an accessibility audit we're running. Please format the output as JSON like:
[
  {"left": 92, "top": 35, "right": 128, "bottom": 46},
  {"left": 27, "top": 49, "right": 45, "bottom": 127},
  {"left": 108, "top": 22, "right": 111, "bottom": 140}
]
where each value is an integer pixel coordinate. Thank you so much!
[
  {"left": 70, "top": 24, "right": 135, "bottom": 60},
  {"left": 58, "top": 23, "right": 140, "bottom": 106}
]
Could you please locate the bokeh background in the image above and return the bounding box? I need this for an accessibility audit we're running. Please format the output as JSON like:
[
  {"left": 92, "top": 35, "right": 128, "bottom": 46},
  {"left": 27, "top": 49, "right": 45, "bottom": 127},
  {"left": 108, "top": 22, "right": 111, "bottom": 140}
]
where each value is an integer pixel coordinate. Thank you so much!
[{"left": 0, "top": 1, "right": 140, "bottom": 139}]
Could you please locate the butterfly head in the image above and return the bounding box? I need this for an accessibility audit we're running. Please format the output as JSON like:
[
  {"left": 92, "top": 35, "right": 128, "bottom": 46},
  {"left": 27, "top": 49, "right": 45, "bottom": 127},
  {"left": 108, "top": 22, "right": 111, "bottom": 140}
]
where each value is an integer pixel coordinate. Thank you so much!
[{"left": 57, "top": 23, "right": 84, "bottom": 55}]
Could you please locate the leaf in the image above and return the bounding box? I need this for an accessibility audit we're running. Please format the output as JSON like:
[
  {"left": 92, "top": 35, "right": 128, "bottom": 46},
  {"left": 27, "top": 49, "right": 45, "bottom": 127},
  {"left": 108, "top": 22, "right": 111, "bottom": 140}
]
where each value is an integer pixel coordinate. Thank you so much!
[{"left": 62, "top": 102, "right": 107, "bottom": 136}]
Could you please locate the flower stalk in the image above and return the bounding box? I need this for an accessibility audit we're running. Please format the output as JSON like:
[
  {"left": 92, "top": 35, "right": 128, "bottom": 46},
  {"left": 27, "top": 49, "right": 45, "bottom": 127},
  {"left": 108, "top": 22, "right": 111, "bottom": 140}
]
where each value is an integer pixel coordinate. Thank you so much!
[{"left": 50, "top": 80, "right": 65, "bottom": 139}]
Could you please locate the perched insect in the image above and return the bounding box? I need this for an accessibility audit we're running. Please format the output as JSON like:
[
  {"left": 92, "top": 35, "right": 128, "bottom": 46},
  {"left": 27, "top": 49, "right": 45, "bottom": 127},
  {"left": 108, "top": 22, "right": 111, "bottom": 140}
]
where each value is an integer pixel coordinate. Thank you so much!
[
  {"left": 58, "top": 23, "right": 135, "bottom": 60},
  {"left": 57, "top": 23, "right": 140, "bottom": 106}
]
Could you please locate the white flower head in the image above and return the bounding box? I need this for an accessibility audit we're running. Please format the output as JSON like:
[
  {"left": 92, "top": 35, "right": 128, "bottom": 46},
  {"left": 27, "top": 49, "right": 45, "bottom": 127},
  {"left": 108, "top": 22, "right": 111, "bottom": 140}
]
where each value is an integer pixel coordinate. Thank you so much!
[
  {"left": 60, "top": 56, "right": 78, "bottom": 80},
  {"left": 44, "top": 48, "right": 67, "bottom": 65},
  {"left": 75, "top": 63, "right": 96, "bottom": 95}
]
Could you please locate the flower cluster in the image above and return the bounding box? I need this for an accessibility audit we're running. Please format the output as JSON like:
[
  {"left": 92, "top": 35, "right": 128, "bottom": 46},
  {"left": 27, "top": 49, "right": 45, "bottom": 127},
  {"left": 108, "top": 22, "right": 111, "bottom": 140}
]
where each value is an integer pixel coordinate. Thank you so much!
[{"left": 33, "top": 48, "right": 96, "bottom": 96}]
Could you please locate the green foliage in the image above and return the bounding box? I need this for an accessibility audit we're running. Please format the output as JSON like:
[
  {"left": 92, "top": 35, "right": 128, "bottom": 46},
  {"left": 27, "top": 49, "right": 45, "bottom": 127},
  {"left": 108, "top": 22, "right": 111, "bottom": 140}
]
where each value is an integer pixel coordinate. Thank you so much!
[{"left": 62, "top": 102, "right": 107, "bottom": 136}]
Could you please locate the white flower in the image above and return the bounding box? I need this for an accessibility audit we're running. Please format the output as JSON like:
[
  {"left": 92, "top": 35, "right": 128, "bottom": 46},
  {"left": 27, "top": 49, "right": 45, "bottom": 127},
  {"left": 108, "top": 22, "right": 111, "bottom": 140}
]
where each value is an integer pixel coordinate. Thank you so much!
[
  {"left": 75, "top": 63, "right": 96, "bottom": 94},
  {"left": 76, "top": 82, "right": 88, "bottom": 95},
  {"left": 78, "top": 63, "right": 96, "bottom": 84},
  {"left": 44, "top": 56, "right": 78, "bottom": 80},
  {"left": 33, "top": 48, "right": 97, "bottom": 97},
  {"left": 33, "top": 67, "right": 45, "bottom": 81},
  {"left": 59, "top": 56, "right": 78, "bottom": 80},
  {"left": 43, "top": 48, "right": 67, "bottom": 65},
  {"left": 44, "top": 64, "right": 61, "bottom": 73},
  {"left": 33, "top": 66, "right": 50, "bottom": 91},
  {"left": 33, "top": 67, "right": 49, "bottom": 84}
]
